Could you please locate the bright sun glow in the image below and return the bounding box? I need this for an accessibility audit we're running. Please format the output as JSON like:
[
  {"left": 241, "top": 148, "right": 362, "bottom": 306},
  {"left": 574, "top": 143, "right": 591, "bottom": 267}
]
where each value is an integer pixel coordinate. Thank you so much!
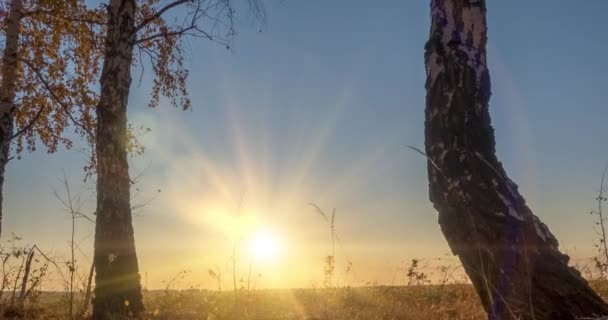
[{"left": 249, "top": 230, "right": 283, "bottom": 262}]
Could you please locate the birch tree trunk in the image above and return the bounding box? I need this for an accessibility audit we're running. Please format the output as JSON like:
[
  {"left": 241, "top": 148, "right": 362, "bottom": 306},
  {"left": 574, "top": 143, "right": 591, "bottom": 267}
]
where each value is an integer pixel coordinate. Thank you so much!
[
  {"left": 92, "top": 0, "right": 144, "bottom": 318},
  {"left": 0, "top": 0, "right": 24, "bottom": 240},
  {"left": 424, "top": 1, "right": 608, "bottom": 319}
]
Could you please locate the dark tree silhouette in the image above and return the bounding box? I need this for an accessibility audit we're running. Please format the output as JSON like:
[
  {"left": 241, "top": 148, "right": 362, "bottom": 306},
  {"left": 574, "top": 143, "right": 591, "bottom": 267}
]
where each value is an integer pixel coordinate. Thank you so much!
[
  {"left": 93, "top": 1, "right": 143, "bottom": 316},
  {"left": 423, "top": 1, "right": 608, "bottom": 319},
  {"left": 92, "top": 0, "right": 263, "bottom": 318}
]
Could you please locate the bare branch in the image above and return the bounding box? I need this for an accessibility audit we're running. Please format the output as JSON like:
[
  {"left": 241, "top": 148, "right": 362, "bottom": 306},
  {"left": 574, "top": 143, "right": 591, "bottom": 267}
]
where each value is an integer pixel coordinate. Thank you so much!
[
  {"left": 134, "top": 0, "right": 233, "bottom": 47},
  {"left": 406, "top": 145, "right": 443, "bottom": 174},
  {"left": 30, "top": 245, "right": 67, "bottom": 285},
  {"left": 135, "top": 25, "right": 210, "bottom": 45},
  {"left": 135, "top": 0, "right": 190, "bottom": 32}
]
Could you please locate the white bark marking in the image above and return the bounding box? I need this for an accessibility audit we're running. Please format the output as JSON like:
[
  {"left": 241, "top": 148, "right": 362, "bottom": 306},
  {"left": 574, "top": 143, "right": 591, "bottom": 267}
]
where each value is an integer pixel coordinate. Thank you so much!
[
  {"left": 497, "top": 192, "right": 525, "bottom": 221},
  {"left": 533, "top": 220, "right": 546, "bottom": 241},
  {"left": 429, "top": 0, "right": 487, "bottom": 87}
]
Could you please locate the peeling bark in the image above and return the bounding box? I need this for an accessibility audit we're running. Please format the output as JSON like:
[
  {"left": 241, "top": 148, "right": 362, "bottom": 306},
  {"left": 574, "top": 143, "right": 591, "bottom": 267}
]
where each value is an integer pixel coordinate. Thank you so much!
[
  {"left": 92, "top": 0, "right": 144, "bottom": 318},
  {"left": 424, "top": 1, "right": 608, "bottom": 319},
  {"left": 0, "top": 0, "right": 24, "bottom": 240}
]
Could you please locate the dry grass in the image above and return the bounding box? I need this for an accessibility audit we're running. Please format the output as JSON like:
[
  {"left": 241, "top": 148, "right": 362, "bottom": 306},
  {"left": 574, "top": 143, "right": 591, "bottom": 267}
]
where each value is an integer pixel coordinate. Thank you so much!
[
  {"left": 8, "top": 284, "right": 484, "bottom": 319},
  {"left": 8, "top": 278, "right": 605, "bottom": 319},
  {"left": 4, "top": 267, "right": 608, "bottom": 319}
]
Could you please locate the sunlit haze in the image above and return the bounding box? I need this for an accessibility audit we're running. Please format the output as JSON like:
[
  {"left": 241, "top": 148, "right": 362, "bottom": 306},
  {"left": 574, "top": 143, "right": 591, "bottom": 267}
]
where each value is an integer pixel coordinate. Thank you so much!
[{"left": 6, "top": 0, "right": 608, "bottom": 292}]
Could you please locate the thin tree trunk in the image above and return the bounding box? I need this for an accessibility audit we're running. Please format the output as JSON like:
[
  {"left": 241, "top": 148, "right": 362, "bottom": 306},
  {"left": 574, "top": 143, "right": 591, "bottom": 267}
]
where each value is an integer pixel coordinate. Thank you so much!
[
  {"left": 17, "top": 248, "right": 34, "bottom": 311},
  {"left": 92, "top": 0, "right": 144, "bottom": 318},
  {"left": 423, "top": 1, "right": 608, "bottom": 319},
  {"left": 78, "top": 262, "right": 95, "bottom": 319},
  {"left": 70, "top": 199, "right": 75, "bottom": 319},
  {"left": 0, "top": 0, "right": 24, "bottom": 240},
  {"left": 10, "top": 255, "right": 24, "bottom": 307}
]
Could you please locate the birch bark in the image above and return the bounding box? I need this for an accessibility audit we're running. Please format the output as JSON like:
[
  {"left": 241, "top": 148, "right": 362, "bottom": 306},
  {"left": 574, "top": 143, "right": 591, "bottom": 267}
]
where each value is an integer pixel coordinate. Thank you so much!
[
  {"left": 424, "top": 1, "right": 608, "bottom": 319},
  {"left": 92, "top": 0, "right": 144, "bottom": 318}
]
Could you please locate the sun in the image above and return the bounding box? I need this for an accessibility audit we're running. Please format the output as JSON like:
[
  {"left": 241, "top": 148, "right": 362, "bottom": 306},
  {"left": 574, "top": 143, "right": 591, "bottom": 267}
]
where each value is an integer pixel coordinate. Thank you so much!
[{"left": 248, "top": 229, "right": 283, "bottom": 262}]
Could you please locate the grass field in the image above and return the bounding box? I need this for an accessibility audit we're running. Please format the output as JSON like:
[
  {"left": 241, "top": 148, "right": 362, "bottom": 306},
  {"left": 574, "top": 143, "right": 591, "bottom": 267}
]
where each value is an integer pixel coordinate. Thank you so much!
[
  {"left": 13, "top": 285, "right": 482, "bottom": 319},
  {"left": 5, "top": 277, "right": 608, "bottom": 319}
]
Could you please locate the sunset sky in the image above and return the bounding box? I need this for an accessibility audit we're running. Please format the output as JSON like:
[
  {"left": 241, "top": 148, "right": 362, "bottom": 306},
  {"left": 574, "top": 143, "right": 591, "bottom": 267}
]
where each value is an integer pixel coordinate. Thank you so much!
[{"left": 5, "top": 0, "right": 608, "bottom": 289}]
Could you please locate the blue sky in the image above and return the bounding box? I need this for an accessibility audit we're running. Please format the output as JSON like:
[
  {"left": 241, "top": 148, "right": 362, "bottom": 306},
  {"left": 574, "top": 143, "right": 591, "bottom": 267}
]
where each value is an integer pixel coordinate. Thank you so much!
[{"left": 4, "top": 0, "right": 608, "bottom": 288}]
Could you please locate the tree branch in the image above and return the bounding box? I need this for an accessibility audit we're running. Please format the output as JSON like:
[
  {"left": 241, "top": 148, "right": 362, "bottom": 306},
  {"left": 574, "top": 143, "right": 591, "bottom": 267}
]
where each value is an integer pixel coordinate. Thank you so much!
[
  {"left": 16, "top": 57, "right": 95, "bottom": 139},
  {"left": 134, "top": 0, "right": 235, "bottom": 47},
  {"left": 134, "top": 24, "right": 212, "bottom": 44},
  {"left": 135, "top": 0, "right": 190, "bottom": 32},
  {"left": 9, "top": 104, "right": 45, "bottom": 140},
  {"left": 23, "top": 8, "right": 106, "bottom": 25}
]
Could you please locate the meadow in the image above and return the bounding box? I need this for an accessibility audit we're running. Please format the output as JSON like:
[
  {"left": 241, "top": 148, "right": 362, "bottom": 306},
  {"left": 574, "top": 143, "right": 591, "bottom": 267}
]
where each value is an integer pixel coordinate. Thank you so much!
[
  {"left": 9, "top": 280, "right": 608, "bottom": 320},
  {"left": 2, "top": 258, "right": 607, "bottom": 320},
  {"left": 4, "top": 284, "right": 486, "bottom": 319}
]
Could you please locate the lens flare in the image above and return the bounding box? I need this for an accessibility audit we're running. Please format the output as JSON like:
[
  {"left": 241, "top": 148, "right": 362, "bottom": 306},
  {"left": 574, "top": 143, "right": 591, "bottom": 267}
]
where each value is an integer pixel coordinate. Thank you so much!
[{"left": 249, "top": 230, "right": 283, "bottom": 262}]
